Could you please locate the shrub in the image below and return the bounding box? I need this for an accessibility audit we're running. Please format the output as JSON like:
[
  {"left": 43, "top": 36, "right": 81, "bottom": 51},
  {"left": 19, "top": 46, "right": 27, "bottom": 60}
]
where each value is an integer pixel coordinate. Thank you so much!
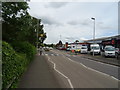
[
  {"left": 2, "top": 41, "right": 36, "bottom": 88},
  {"left": 11, "top": 41, "right": 36, "bottom": 61},
  {"left": 2, "top": 41, "right": 26, "bottom": 88}
]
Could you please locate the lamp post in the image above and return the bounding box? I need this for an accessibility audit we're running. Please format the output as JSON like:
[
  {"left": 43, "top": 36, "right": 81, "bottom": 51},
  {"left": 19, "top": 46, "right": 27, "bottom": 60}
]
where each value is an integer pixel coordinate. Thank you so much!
[
  {"left": 37, "top": 19, "right": 39, "bottom": 50},
  {"left": 91, "top": 17, "right": 95, "bottom": 56}
]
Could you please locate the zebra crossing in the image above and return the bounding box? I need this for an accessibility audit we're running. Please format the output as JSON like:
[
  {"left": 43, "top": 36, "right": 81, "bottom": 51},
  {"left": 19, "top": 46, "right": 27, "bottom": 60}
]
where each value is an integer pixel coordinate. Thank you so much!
[
  {"left": 44, "top": 53, "right": 62, "bottom": 56},
  {"left": 44, "top": 53, "right": 71, "bottom": 57}
]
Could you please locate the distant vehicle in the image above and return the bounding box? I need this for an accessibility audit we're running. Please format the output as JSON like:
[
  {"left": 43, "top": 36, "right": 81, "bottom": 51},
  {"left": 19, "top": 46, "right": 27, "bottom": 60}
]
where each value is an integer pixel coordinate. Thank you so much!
[
  {"left": 44, "top": 47, "right": 50, "bottom": 51},
  {"left": 58, "top": 47, "right": 63, "bottom": 50},
  {"left": 66, "top": 46, "right": 71, "bottom": 51},
  {"left": 49, "top": 47, "right": 53, "bottom": 50},
  {"left": 90, "top": 44, "right": 100, "bottom": 55},
  {"left": 75, "top": 47, "right": 81, "bottom": 53},
  {"left": 81, "top": 46, "right": 88, "bottom": 54},
  {"left": 104, "top": 45, "right": 115, "bottom": 57}
]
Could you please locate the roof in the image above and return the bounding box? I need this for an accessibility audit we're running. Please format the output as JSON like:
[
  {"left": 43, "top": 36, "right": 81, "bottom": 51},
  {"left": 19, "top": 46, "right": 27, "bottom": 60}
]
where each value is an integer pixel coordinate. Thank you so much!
[{"left": 84, "top": 35, "right": 120, "bottom": 42}]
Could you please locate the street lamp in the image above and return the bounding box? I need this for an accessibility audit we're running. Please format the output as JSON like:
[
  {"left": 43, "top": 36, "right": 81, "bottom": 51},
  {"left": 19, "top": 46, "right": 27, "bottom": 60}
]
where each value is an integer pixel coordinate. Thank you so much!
[
  {"left": 91, "top": 17, "right": 95, "bottom": 56},
  {"left": 37, "top": 19, "right": 39, "bottom": 50}
]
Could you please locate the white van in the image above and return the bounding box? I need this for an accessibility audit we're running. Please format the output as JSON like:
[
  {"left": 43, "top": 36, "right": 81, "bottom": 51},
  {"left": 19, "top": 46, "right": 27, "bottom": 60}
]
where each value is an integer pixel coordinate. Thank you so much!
[
  {"left": 90, "top": 44, "right": 100, "bottom": 55},
  {"left": 81, "top": 46, "right": 88, "bottom": 54},
  {"left": 104, "top": 45, "right": 115, "bottom": 57}
]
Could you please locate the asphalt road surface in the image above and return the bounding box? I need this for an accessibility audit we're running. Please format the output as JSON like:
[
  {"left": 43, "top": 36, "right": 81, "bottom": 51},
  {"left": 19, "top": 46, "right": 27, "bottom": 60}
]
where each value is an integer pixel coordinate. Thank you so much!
[
  {"left": 51, "top": 49, "right": 119, "bottom": 80},
  {"left": 44, "top": 49, "right": 119, "bottom": 88}
]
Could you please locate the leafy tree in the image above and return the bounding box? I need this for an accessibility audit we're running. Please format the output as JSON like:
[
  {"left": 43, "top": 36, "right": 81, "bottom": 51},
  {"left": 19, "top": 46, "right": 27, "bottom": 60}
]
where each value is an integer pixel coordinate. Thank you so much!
[
  {"left": 2, "top": 2, "right": 47, "bottom": 46},
  {"left": 2, "top": 2, "right": 29, "bottom": 42}
]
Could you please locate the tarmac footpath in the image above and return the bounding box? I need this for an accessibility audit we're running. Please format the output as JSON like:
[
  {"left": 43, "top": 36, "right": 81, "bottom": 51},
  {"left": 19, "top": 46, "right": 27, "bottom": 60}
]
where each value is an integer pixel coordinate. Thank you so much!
[{"left": 18, "top": 54, "right": 61, "bottom": 88}]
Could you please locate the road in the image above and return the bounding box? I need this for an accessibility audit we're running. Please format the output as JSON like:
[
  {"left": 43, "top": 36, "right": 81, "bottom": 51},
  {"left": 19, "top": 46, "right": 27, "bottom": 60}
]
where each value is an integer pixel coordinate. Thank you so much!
[{"left": 44, "top": 49, "right": 119, "bottom": 88}]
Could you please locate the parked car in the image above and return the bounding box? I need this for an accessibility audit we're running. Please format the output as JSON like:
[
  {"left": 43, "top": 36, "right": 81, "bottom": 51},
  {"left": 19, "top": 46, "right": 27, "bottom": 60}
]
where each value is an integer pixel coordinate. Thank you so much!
[
  {"left": 81, "top": 46, "right": 88, "bottom": 54},
  {"left": 90, "top": 44, "right": 100, "bottom": 55},
  {"left": 44, "top": 47, "right": 50, "bottom": 51},
  {"left": 66, "top": 46, "right": 71, "bottom": 51},
  {"left": 49, "top": 47, "right": 53, "bottom": 50},
  {"left": 103, "top": 45, "right": 115, "bottom": 57}
]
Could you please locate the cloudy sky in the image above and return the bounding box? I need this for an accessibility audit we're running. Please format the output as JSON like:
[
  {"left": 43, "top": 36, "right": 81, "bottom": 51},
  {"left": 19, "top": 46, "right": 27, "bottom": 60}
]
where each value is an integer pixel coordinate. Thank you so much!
[{"left": 28, "top": 1, "right": 118, "bottom": 44}]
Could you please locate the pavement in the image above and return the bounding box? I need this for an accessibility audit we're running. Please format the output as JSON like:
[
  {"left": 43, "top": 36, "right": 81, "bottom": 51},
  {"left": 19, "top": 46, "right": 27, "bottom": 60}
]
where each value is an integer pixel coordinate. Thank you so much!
[{"left": 18, "top": 53, "right": 61, "bottom": 88}]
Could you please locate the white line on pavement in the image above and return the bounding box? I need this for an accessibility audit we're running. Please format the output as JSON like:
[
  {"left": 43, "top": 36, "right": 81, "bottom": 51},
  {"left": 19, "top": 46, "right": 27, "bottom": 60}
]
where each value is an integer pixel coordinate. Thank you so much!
[
  {"left": 45, "top": 54, "right": 48, "bottom": 56},
  {"left": 56, "top": 54, "right": 59, "bottom": 56},
  {"left": 65, "top": 57, "right": 120, "bottom": 81},
  {"left": 46, "top": 56, "right": 74, "bottom": 90},
  {"left": 51, "top": 54, "right": 54, "bottom": 56},
  {"left": 81, "top": 57, "right": 118, "bottom": 68}
]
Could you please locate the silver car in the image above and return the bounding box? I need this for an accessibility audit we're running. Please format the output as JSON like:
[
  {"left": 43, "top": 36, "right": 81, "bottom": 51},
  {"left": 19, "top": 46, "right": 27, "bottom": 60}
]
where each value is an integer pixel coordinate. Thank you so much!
[{"left": 104, "top": 46, "right": 115, "bottom": 57}]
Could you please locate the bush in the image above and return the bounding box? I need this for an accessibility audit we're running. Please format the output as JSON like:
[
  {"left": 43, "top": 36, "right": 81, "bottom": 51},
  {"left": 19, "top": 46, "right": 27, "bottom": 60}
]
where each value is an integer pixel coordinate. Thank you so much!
[
  {"left": 2, "top": 41, "right": 36, "bottom": 88},
  {"left": 11, "top": 41, "right": 36, "bottom": 60},
  {"left": 2, "top": 41, "right": 26, "bottom": 88}
]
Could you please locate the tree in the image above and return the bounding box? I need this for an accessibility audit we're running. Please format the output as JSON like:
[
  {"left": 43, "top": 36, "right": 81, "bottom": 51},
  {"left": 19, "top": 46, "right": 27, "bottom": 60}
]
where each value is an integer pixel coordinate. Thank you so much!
[
  {"left": 2, "top": 2, "right": 29, "bottom": 42},
  {"left": 2, "top": 2, "right": 47, "bottom": 46}
]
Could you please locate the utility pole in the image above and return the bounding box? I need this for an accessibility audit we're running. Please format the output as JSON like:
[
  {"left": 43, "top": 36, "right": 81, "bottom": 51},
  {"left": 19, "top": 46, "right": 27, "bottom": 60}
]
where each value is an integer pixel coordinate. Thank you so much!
[
  {"left": 91, "top": 17, "right": 95, "bottom": 56},
  {"left": 37, "top": 19, "right": 39, "bottom": 50}
]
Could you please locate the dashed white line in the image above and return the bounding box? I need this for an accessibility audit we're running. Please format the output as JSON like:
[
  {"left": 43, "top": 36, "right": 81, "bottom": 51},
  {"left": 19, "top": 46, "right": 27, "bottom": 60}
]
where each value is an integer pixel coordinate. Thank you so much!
[
  {"left": 46, "top": 56, "right": 74, "bottom": 90},
  {"left": 45, "top": 54, "right": 48, "bottom": 56},
  {"left": 65, "top": 57, "right": 119, "bottom": 81},
  {"left": 51, "top": 54, "right": 54, "bottom": 56},
  {"left": 81, "top": 57, "right": 118, "bottom": 68},
  {"left": 56, "top": 54, "right": 59, "bottom": 56}
]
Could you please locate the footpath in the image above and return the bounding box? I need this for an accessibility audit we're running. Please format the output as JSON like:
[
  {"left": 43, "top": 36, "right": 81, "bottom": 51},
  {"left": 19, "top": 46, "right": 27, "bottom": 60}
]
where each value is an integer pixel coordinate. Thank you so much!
[{"left": 18, "top": 53, "right": 61, "bottom": 88}]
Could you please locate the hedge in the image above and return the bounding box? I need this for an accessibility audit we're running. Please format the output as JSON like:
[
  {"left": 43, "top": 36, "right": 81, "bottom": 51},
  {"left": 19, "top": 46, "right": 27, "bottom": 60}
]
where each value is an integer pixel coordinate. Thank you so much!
[
  {"left": 11, "top": 41, "right": 36, "bottom": 60},
  {"left": 2, "top": 41, "right": 36, "bottom": 88}
]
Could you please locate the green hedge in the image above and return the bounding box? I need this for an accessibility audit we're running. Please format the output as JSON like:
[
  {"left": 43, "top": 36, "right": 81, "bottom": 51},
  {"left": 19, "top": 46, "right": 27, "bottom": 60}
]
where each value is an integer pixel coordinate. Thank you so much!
[
  {"left": 11, "top": 41, "right": 36, "bottom": 60},
  {"left": 2, "top": 41, "right": 36, "bottom": 88}
]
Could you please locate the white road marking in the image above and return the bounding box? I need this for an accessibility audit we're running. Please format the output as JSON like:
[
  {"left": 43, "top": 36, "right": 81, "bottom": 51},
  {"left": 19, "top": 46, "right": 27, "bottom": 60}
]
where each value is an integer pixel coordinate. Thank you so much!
[
  {"left": 51, "top": 54, "right": 54, "bottom": 56},
  {"left": 45, "top": 54, "right": 48, "bottom": 56},
  {"left": 65, "top": 57, "right": 119, "bottom": 81},
  {"left": 46, "top": 56, "right": 74, "bottom": 90},
  {"left": 81, "top": 57, "right": 118, "bottom": 68},
  {"left": 56, "top": 54, "right": 59, "bottom": 56},
  {"left": 50, "top": 50, "right": 119, "bottom": 81}
]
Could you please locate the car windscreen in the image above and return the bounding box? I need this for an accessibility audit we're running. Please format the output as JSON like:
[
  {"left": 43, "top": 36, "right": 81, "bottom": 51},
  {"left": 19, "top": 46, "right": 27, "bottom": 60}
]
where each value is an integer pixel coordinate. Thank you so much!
[
  {"left": 81, "top": 47, "right": 87, "bottom": 49},
  {"left": 105, "top": 47, "right": 115, "bottom": 51},
  {"left": 76, "top": 48, "right": 80, "bottom": 49},
  {"left": 91, "top": 47, "right": 100, "bottom": 50}
]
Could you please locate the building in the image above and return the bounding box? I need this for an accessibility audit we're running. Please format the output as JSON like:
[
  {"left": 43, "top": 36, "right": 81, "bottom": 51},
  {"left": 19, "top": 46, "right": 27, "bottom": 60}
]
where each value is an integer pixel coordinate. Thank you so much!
[{"left": 84, "top": 35, "right": 120, "bottom": 49}]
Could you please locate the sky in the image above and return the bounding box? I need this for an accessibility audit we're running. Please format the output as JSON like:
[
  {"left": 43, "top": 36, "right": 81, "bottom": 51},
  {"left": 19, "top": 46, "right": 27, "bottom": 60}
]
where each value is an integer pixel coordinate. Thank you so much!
[{"left": 28, "top": 1, "right": 118, "bottom": 44}]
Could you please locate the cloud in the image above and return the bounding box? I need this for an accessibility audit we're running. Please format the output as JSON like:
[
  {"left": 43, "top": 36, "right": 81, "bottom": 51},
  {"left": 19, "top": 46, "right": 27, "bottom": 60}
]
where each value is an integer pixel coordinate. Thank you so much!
[
  {"left": 38, "top": 16, "right": 62, "bottom": 26},
  {"left": 65, "top": 37, "right": 75, "bottom": 40},
  {"left": 67, "top": 19, "right": 91, "bottom": 26},
  {"left": 97, "top": 22, "right": 113, "bottom": 30},
  {"left": 45, "top": 2, "right": 68, "bottom": 8},
  {"left": 28, "top": 2, "right": 118, "bottom": 44},
  {"left": 67, "top": 21, "right": 79, "bottom": 25}
]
